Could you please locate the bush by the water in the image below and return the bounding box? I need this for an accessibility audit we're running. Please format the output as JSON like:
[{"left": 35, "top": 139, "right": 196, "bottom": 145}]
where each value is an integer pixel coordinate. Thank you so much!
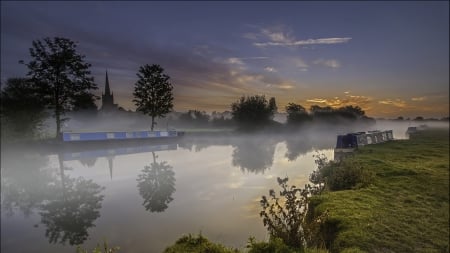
[
  {"left": 259, "top": 177, "right": 329, "bottom": 251},
  {"left": 163, "top": 234, "right": 239, "bottom": 253},
  {"left": 310, "top": 154, "right": 374, "bottom": 191}
]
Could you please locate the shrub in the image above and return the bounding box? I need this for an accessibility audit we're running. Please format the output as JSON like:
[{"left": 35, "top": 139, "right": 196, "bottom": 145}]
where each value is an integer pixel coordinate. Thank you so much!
[
  {"left": 247, "top": 237, "right": 301, "bottom": 253},
  {"left": 164, "top": 234, "right": 238, "bottom": 253},
  {"left": 310, "top": 154, "right": 374, "bottom": 191},
  {"left": 76, "top": 240, "right": 119, "bottom": 253},
  {"left": 259, "top": 177, "right": 328, "bottom": 250}
]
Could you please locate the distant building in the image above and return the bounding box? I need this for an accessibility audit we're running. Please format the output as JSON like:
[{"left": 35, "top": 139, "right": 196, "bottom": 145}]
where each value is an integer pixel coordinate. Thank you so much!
[{"left": 101, "top": 70, "right": 119, "bottom": 111}]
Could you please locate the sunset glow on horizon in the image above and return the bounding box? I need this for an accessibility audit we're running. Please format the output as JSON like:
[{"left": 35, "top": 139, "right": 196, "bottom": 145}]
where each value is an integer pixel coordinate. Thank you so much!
[{"left": 1, "top": 1, "right": 448, "bottom": 119}]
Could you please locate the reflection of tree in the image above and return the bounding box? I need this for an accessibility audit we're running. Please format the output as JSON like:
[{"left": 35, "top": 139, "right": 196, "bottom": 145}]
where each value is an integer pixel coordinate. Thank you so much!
[
  {"left": 78, "top": 157, "right": 98, "bottom": 168},
  {"left": 285, "top": 137, "right": 313, "bottom": 161},
  {"left": 39, "top": 154, "right": 104, "bottom": 245},
  {"left": 1, "top": 150, "right": 104, "bottom": 246},
  {"left": 1, "top": 152, "right": 54, "bottom": 217},
  {"left": 40, "top": 177, "right": 104, "bottom": 245},
  {"left": 137, "top": 152, "right": 175, "bottom": 212},
  {"left": 232, "top": 138, "right": 277, "bottom": 174}
]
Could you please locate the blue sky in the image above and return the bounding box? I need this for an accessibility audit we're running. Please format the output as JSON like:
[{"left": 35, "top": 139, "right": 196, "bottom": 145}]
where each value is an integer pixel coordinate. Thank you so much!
[{"left": 1, "top": 1, "right": 449, "bottom": 118}]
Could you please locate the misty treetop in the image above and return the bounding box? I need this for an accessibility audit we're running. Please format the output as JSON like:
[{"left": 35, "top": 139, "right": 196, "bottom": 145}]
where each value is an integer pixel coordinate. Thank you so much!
[
  {"left": 133, "top": 64, "right": 174, "bottom": 131},
  {"left": 231, "top": 95, "right": 277, "bottom": 129},
  {"left": 20, "top": 37, "right": 98, "bottom": 139},
  {"left": 0, "top": 78, "right": 48, "bottom": 140}
]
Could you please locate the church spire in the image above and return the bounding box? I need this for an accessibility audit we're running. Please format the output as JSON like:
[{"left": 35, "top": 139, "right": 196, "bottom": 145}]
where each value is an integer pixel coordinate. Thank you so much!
[{"left": 105, "top": 70, "right": 111, "bottom": 95}]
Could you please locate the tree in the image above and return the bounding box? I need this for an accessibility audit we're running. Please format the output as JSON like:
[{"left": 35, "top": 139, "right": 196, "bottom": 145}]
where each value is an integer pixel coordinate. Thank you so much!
[
  {"left": 20, "top": 37, "right": 98, "bottom": 139},
  {"left": 231, "top": 95, "right": 276, "bottom": 129},
  {"left": 269, "top": 97, "right": 278, "bottom": 114},
  {"left": 133, "top": 64, "right": 174, "bottom": 131},
  {"left": 178, "top": 110, "right": 210, "bottom": 128},
  {"left": 285, "top": 103, "right": 310, "bottom": 125},
  {"left": 1, "top": 78, "right": 48, "bottom": 140}
]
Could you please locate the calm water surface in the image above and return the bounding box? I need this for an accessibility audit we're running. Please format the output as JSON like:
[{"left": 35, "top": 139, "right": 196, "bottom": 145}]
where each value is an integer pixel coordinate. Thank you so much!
[{"left": 1, "top": 133, "right": 338, "bottom": 252}]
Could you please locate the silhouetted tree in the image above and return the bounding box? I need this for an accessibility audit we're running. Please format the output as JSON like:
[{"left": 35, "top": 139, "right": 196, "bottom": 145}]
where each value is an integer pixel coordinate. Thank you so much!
[
  {"left": 20, "top": 37, "right": 98, "bottom": 139},
  {"left": 269, "top": 97, "right": 278, "bottom": 114},
  {"left": 285, "top": 103, "right": 311, "bottom": 126},
  {"left": 0, "top": 78, "right": 47, "bottom": 140},
  {"left": 133, "top": 64, "right": 174, "bottom": 131},
  {"left": 231, "top": 95, "right": 276, "bottom": 130},
  {"left": 136, "top": 152, "right": 176, "bottom": 212},
  {"left": 335, "top": 105, "right": 365, "bottom": 119},
  {"left": 178, "top": 110, "right": 210, "bottom": 127}
]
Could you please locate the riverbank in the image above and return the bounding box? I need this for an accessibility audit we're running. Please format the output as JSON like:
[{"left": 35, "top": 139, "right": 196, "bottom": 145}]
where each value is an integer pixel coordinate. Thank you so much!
[{"left": 314, "top": 128, "right": 449, "bottom": 252}]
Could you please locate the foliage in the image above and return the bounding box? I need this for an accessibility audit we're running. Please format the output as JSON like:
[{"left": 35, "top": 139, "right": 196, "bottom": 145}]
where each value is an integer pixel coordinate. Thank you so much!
[
  {"left": 76, "top": 240, "right": 120, "bottom": 253},
  {"left": 20, "top": 37, "right": 98, "bottom": 139},
  {"left": 72, "top": 92, "right": 98, "bottom": 111},
  {"left": 269, "top": 97, "right": 278, "bottom": 113},
  {"left": 310, "top": 154, "right": 374, "bottom": 191},
  {"left": 231, "top": 95, "right": 277, "bottom": 130},
  {"left": 259, "top": 177, "right": 328, "bottom": 250},
  {"left": 0, "top": 78, "right": 48, "bottom": 140},
  {"left": 133, "top": 64, "right": 174, "bottom": 131},
  {"left": 314, "top": 129, "right": 449, "bottom": 252},
  {"left": 163, "top": 234, "right": 239, "bottom": 253},
  {"left": 136, "top": 153, "right": 176, "bottom": 212},
  {"left": 285, "top": 103, "right": 311, "bottom": 126},
  {"left": 211, "top": 116, "right": 235, "bottom": 128},
  {"left": 178, "top": 110, "right": 210, "bottom": 127},
  {"left": 308, "top": 105, "right": 373, "bottom": 125},
  {"left": 247, "top": 237, "right": 301, "bottom": 253}
]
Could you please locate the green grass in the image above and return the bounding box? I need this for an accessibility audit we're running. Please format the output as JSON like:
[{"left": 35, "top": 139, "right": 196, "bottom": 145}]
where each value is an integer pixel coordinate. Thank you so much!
[{"left": 314, "top": 128, "right": 449, "bottom": 253}]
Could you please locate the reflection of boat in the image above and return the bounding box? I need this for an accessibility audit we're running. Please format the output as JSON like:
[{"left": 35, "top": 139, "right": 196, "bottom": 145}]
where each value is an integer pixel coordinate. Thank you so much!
[
  {"left": 62, "top": 130, "right": 184, "bottom": 142},
  {"left": 62, "top": 143, "right": 178, "bottom": 161},
  {"left": 334, "top": 130, "right": 394, "bottom": 160}
]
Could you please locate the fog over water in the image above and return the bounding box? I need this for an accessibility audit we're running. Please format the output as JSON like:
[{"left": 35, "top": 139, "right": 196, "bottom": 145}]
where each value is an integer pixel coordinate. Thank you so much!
[{"left": 1, "top": 120, "right": 448, "bottom": 253}]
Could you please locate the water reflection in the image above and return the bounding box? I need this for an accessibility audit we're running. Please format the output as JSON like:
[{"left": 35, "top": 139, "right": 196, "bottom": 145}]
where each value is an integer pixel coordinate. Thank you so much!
[
  {"left": 41, "top": 154, "right": 105, "bottom": 245},
  {"left": 1, "top": 152, "right": 53, "bottom": 217},
  {"left": 231, "top": 137, "right": 277, "bottom": 174},
  {"left": 2, "top": 133, "right": 338, "bottom": 252},
  {"left": 1, "top": 152, "right": 104, "bottom": 246},
  {"left": 78, "top": 157, "right": 98, "bottom": 168},
  {"left": 137, "top": 152, "right": 176, "bottom": 212}
]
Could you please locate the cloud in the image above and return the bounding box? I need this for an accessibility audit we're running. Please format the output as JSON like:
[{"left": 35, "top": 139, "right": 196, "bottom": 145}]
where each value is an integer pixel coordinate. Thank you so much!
[
  {"left": 411, "top": 96, "right": 427, "bottom": 101},
  {"left": 293, "top": 58, "right": 308, "bottom": 69},
  {"left": 245, "top": 25, "right": 351, "bottom": 48},
  {"left": 313, "top": 58, "right": 341, "bottom": 68},
  {"left": 306, "top": 98, "right": 328, "bottom": 104},
  {"left": 225, "top": 57, "right": 269, "bottom": 65},
  {"left": 305, "top": 93, "right": 372, "bottom": 109},
  {"left": 260, "top": 27, "right": 294, "bottom": 44},
  {"left": 227, "top": 57, "right": 245, "bottom": 65},
  {"left": 378, "top": 99, "right": 407, "bottom": 108},
  {"left": 254, "top": 37, "right": 352, "bottom": 47},
  {"left": 264, "top": 66, "right": 277, "bottom": 72}
]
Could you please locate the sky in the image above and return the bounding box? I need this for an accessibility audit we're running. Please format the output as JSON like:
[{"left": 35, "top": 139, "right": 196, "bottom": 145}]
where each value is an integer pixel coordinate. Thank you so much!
[{"left": 1, "top": 1, "right": 449, "bottom": 118}]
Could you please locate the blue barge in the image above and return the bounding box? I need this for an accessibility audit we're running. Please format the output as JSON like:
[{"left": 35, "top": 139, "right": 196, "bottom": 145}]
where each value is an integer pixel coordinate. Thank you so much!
[
  {"left": 62, "top": 130, "right": 183, "bottom": 142},
  {"left": 334, "top": 130, "right": 394, "bottom": 160}
]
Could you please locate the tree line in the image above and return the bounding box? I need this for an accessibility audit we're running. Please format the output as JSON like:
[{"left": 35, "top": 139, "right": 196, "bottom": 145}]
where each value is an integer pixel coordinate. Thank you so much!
[
  {"left": 2, "top": 36, "right": 383, "bottom": 141},
  {"left": 1, "top": 37, "right": 173, "bottom": 140}
]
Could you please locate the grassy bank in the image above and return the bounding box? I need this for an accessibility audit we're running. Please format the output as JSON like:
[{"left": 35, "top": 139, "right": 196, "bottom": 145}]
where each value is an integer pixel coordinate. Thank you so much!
[{"left": 314, "top": 128, "right": 449, "bottom": 252}]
